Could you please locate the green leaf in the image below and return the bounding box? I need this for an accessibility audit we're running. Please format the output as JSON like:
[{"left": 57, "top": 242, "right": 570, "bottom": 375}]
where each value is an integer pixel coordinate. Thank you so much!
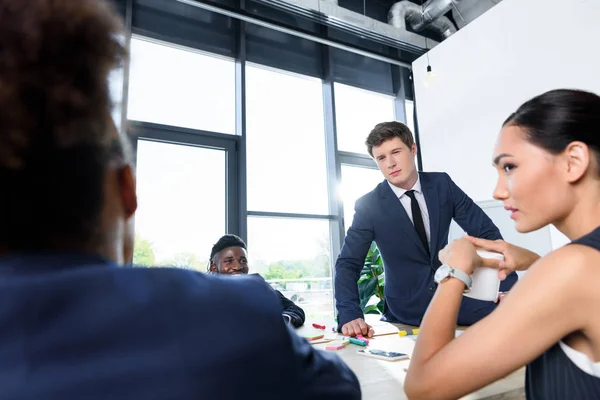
[
  {"left": 364, "top": 303, "right": 382, "bottom": 315},
  {"left": 358, "top": 242, "right": 386, "bottom": 314},
  {"left": 376, "top": 300, "right": 385, "bottom": 314},
  {"left": 358, "top": 278, "right": 378, "bottom": 310}
]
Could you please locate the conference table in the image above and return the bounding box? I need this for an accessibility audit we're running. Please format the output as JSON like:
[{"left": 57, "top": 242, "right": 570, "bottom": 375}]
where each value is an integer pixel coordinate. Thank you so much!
[{"left": 296, "top": 314, "right": 525, "bottom": 400}]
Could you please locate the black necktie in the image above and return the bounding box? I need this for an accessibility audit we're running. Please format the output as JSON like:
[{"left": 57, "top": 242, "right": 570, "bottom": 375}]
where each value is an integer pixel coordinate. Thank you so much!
[{"left": 405, "top": 190, "right": 429, "bottom": 255}]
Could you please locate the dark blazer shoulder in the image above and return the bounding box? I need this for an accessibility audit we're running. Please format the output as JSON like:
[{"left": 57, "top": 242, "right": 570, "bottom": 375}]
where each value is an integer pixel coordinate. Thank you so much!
[
  {"left": 140, "top": 268, "right": 281, "bottom": 316},
  {"left": 418, "top": 171, "right": 450, "bottom": 183},
  {"left": 356, "top": 180, "right": 387, "bottom": 205}
]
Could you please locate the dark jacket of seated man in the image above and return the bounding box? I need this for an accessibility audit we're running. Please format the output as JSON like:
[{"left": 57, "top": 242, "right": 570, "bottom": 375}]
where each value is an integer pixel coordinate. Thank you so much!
[
  {"left": 0, "top": 253, "right": 359, "bottom": 400},
  {"left": 209, "top": 235, "right": 305, "bottom": 328}
]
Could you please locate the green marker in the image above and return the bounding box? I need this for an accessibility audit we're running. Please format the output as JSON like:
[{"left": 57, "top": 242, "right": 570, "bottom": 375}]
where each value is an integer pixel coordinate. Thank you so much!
[{"left": 348, "top": 337, "right": 368, "bottom": 346}]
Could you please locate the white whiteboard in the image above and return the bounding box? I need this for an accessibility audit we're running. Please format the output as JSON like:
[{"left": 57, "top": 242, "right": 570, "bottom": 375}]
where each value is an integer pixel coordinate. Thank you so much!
[
  {"left": 449, "top": 200, "right": 555, "bottom": 278},
  {"left": 412, "top": 0, "right": 599, "bottom": 250},
  {"left": 449, "top": 200, "right": 553, "bottom": 257}
]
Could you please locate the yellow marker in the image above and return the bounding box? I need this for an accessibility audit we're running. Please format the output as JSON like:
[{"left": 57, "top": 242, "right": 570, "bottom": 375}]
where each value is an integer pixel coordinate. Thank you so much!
[{"left": 398, "top": 328, "right": 419, "bottom": 336}]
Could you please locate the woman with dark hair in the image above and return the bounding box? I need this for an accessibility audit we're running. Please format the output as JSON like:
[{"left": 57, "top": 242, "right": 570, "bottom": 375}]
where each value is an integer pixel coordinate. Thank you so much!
[{"left": 405, "top": 89, "right": 600, "bottom": 399}]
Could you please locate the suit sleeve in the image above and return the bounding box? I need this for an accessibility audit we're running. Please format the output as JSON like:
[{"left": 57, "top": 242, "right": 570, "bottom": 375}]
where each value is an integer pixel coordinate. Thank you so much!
[
  {"left": 277, "top": 290, "right": 305, "bottom": 328},
  {"left": 287, "top": 324, "right": 361, "bottom": 399},
  {"left": 445, "top": 173, "right": 518, "bottom": 291},
  {"left": 334, "top": 199, "right": 375, "bottom": 330},
  {"left": 446, "top": 172, "right": 502, "bottom": 241}
]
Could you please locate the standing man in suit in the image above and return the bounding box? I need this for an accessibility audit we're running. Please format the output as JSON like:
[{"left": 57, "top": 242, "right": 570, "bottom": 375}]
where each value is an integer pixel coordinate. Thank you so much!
[
  {"left": 335, "top": 121, "right": 518, "bottom": 337},
  {"left": 0, "top": 1, "right": 361, "bottom": 398}
]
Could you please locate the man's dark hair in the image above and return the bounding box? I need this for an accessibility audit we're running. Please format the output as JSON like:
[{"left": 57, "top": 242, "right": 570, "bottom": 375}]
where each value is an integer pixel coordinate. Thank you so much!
[
  {"left": 209, "top": 234, "right": 247, "bottom": 265},
  {"left": 365, "top": 121, "right": 415, "bottom": 157},
  {"left": 0, "top": 0, "right": 127, "bottom": 250}
]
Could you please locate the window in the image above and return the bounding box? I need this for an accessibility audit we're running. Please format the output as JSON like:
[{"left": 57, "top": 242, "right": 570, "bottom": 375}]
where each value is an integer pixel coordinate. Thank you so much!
[
  {"left": 133, "top": 140, "right": 226, "bottom": 271},
  {"left": 246, "top": 64, "right": 328, "bottom": 215},
  {"left": 108, "top": 35, "right": 125, "bottom": 131},
  {"left": 405, "top": 99, "right": 415, "bottom": 136},
  {"left": 334, "top": 83, "right": 395, "bottom": 155},
  {"left": 247, "top": 217, "right": 333, "bottom": 319},
  {"left": 340, "top": 165, "right": 383, "bottom": 231},
  {"left": 108, "top": 67, "right": 123, "bottom": 131},
  {"left": 127, "top": 36, "right": 235, "bottom": 134}
]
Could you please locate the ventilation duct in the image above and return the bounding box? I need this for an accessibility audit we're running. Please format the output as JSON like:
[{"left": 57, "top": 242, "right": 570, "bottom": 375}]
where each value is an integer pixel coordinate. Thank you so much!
[
  {"left": 451, "top": 0, "right": 503, "bottom": 29},
  {"left": 388, "top": 1, "right": 457, "bottom": 40},
  {"left": 412, "top": 0, "right": 463, "bottom": 31},
  {"left": 252, "top": 0, "right": 436, "bottom": 53}
]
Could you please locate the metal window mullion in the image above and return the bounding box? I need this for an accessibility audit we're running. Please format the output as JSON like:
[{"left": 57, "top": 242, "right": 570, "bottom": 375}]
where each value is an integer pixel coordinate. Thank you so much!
[
  {"left": 320, "top": 27, "right": 344, "bottom": 319},
  {"left": 235, "top": 0, "right": 248, "bottom": 242}
]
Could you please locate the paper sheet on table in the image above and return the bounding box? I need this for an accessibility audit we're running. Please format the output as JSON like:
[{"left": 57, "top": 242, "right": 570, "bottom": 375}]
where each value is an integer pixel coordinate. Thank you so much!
[{"left": 365, "top": 318, "right": 400, "bottom": 336}]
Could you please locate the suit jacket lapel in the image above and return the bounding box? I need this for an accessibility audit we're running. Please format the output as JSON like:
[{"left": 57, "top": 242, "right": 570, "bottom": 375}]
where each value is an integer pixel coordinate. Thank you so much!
[
  {"left": 420, "top": 173, "right": 440, "bottom": 260},
  {"left": 379, "top": 181, "right": 428, "bottom": 257}
]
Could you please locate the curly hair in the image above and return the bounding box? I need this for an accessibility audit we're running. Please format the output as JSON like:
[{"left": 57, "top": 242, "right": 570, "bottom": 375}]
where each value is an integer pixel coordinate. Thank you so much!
[{"left": 0, "top": 0, "right": 128, "bottom": 249}]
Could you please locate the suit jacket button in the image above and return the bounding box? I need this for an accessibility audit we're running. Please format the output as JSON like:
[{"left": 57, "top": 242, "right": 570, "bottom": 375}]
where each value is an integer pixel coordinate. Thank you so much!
[{"left": 429, "top": 286, "right": 434, "bottom": 292}]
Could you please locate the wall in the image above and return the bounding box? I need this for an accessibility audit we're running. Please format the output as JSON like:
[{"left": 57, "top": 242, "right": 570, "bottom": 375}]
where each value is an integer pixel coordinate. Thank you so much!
[{"left": 412, "top": 0, "right": 600, "bottom": 250}]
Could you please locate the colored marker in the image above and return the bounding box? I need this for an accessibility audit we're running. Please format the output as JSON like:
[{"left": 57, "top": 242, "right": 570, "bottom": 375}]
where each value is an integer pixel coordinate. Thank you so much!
[
  {"left": 398, "top": 328, "right": 420, "bottom": 336},
  {"left": 348, "top": 337, "right": 368, "bottom": 346},
  {"left": 356, "top": 334, "right": 370, "bottom": 345},
  {"left": 312, "top": 323, "right": 326, "bottom": 330},
  {"left": 326, "top": 339, "right": 350, "bottom": 351},
  {"left": 303, "top": 333, "right": 325, "bottom": 341}
]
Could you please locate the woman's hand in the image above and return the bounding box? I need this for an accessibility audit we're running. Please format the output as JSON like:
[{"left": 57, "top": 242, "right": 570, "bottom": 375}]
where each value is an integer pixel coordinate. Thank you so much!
[
  {"left": 438, "top": 237, "right": 481, "bottom": 275},
  {"left": 465, "top": 235, "right": 541, "bottom": 280}
]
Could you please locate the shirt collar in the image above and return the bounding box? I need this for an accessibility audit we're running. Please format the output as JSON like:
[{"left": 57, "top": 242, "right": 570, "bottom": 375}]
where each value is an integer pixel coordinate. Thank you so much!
[{"left": 387, "top": 174, "right": 422, "bottom": 199}]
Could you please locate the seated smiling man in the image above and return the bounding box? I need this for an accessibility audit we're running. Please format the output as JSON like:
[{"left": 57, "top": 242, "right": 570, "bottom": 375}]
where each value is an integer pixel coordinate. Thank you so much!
[{"left": 209, "top": 235, "right": 306, "bottom": 328}]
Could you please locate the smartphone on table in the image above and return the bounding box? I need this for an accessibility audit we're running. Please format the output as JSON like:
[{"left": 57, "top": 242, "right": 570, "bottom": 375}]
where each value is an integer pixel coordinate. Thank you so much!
[{"left": 357, "top": 348, "right": 409, "bottom": 361}]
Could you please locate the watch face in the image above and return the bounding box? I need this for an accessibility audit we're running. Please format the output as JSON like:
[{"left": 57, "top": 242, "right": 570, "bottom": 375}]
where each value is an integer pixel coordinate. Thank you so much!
[{"left": 435, "top": 264, "right": 451, "bottom": 283}]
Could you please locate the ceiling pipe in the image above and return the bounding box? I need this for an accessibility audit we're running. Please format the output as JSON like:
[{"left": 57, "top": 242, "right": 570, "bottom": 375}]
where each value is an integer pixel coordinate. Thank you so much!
[
  {"left": 428, "top": 16, "right": 457, "bottom": 39},
  {"left": 411, "top": 0, "right": 463, "bottom": 31},
  {"left": 388, "top": 1, "right": 456, "bottom": 40}
]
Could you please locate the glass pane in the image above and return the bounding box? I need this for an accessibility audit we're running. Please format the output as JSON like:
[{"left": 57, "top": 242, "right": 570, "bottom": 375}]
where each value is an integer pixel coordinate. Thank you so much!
[
  {"left": 246, "top": 64, "right": 328, "bottom": 215},
  {"left": 127, "top": 36, "right": 235, "bottom": 134},
  {"left": 247, "top": 217, "right": 333, "bottom": 320},
  {"left": 134, "top": 140, "right": 226, "bottom": 271},
  {"left": 334, "top": 83, "right": 395, "bottom": 155},
  {"left": 340, "top": 165, "right": 383, "bottom": 232},
  {"left": 405, "top": 99, "right": 415, "bottom": 136},
  {"left": 108, "top": 36, "right": 125, "bottom": 132},
  {"left": 108, "top": 67, "right": 123, "bottom": 131}
]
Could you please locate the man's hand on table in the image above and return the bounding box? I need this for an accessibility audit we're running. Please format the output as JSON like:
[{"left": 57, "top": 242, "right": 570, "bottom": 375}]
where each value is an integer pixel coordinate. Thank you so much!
[{"left": 341, "top": 318, "right": 375, "bottom": 338}]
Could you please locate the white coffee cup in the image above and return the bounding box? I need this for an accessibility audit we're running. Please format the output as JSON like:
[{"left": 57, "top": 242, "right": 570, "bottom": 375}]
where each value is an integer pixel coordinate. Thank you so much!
[{"left": 463, "top": 250, "right": 504, "bottom": 302}]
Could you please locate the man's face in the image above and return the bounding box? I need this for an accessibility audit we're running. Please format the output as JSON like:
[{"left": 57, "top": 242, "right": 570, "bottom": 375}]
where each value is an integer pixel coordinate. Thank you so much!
[
  {"left": 371, "top": 137, "right": 418, "bottom": 188},
  {"left": 210, "top": 246, "right": 249, "bottom": 275}
]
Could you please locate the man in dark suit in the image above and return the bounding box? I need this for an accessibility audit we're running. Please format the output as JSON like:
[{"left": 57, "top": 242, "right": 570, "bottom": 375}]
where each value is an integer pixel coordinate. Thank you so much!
[
  {"left": 335, "top": 121, "right": 518, "bottom": 337},
  {"left": 208, "top": 234, "right": 306, "bottom": 328},
  {"left": 0, "top": 1, "right": 361, "bottom": 398}
]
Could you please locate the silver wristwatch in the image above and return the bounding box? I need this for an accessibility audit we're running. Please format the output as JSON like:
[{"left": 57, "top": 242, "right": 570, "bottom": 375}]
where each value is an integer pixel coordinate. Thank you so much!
[{"left": 434, "top": 264, "right": 472, "bottom": 293}]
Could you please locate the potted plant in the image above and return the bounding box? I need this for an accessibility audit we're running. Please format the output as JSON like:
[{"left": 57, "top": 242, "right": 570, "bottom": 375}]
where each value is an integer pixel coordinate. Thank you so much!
[{"left": 357, "top": 242, "right": 385, "bottom": 315}]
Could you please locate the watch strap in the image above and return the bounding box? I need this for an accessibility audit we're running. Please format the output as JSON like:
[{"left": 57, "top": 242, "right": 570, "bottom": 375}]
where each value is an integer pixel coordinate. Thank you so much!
[{"left": 450, "top": 267, "right": 472, "bottom": 292}]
